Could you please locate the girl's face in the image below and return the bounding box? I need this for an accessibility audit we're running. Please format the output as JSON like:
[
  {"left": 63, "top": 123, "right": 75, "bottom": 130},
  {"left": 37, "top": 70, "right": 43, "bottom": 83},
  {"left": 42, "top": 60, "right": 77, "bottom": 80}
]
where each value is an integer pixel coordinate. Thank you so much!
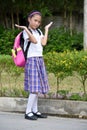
[{"left": 28, "top": 14, "right": 41, "bottom": 29}]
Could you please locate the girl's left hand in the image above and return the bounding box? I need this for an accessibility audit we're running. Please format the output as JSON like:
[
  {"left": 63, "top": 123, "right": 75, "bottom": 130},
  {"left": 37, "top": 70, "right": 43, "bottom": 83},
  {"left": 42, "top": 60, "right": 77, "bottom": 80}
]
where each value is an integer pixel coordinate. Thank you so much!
[{"left": 45, "top": 22, "right": 53, "bottom": 30}]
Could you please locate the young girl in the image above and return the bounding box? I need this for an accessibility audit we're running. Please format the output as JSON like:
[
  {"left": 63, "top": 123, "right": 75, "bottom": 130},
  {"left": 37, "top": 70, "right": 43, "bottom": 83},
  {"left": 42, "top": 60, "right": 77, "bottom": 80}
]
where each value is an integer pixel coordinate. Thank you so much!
[{"left": 15, "top": 10, "right": 53, "bottom": 120}]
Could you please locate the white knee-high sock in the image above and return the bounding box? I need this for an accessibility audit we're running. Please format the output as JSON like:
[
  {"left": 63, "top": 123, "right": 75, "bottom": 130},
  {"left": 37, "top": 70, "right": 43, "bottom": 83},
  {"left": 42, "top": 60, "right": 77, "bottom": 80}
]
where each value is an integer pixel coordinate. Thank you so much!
[
  {"left": 32, "top": 95, "right": 38, "bottom": 113},
  {"left": 26, "top": 93, "right": 37, "bottom": 114}
]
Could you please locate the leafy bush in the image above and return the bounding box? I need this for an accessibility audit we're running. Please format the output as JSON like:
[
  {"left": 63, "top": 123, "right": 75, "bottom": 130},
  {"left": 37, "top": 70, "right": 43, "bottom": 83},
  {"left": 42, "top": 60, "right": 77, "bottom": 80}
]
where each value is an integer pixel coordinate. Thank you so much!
[
  {"left": 57, "top": 90, "right": 69, "bottom": 95},
  {"left": 44, "top": 50, "right": 87, "bottom": 94},
  {"left": 0, "top": 27, "right": 83, "bottom": 55},
  {"left": 44, "top": 27, "right": 83, "bottom": 54},
  {"left": 69, "top": 93, "right": 82, "bottom": 100},
  {"left": 68, "top": 93, "right": 87, "bottom": 101},
  {"left": 0, "top": 29, "right": 20, "bottom": 55},
  {"left": 0, "top": 55, "right": 25, "bottom": 97}
]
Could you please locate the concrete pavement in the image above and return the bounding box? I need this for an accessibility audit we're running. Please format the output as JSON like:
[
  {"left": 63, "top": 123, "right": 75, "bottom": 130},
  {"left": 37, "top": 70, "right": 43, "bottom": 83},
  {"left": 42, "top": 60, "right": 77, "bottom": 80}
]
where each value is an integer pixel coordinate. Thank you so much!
[{"left": 0, "top": 112, "right": 87, "bottom": 130}]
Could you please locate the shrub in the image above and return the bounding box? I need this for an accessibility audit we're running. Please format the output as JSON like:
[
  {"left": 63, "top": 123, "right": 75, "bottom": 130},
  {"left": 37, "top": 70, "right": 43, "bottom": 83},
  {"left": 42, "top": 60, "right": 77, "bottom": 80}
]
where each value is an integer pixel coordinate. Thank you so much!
[
  {"left": 0, "top": 27, "right": 83, "bottom": 55},
  {"left": 44, "top": 50, "right": 87, "bottom": 94},
  {"left": 0, "top": 29, "right": 20, "bottom": 55},
  {"left": 43, "top": 27, "right": 83, "bottom": 54},
  {"left": 0, "top": 55, "right": 24, "bottom": 97},
  {"left": 69, "top": 93, "right": 82, "bottom": 101}
]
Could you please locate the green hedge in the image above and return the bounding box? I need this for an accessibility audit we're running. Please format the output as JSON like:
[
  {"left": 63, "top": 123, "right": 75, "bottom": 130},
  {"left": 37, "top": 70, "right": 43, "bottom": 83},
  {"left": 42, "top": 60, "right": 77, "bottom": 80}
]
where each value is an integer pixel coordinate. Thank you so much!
[
  {"left": 44, "top": 50, "right": 87, "bottom": 94},
  {"left": 44, "top": 27, "right": 83, "bottom": 53},
  {"left": 0, "top": 50, "right": 87, "bottom": 97},
  {"left": 0, "top": 29, "right": 20, "bottom": 55},
  {"left": 0, "top": 55, "right": 25, "bottom": 97},
  {"left": 0, "top": 27, "right": 83, "bottom": 55}
]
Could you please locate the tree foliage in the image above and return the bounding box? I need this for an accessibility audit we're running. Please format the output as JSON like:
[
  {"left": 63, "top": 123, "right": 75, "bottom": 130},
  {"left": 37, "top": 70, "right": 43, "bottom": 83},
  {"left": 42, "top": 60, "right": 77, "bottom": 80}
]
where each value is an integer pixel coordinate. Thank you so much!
[{"left": 0, "top": 0, "right": 83, "bottom": 29}]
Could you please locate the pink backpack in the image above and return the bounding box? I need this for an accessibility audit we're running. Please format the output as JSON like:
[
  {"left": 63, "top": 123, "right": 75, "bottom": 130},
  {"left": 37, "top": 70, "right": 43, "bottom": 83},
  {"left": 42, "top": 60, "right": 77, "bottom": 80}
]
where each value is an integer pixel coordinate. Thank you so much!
[
  {"left": 12, "top": 32, "right": 30, "bottom": 67},
  {"left": 12, "top": 29, "right": 41, "bottom": 67}
]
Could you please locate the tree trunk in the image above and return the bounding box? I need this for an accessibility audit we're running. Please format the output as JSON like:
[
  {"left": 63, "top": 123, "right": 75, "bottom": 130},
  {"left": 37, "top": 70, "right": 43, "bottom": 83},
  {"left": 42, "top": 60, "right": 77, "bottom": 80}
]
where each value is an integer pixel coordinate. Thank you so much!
[
  {"left": 4, "top": 15, "right": 9, "bottom": 28},
  {"left": 63, "top": 10, "right": 67, "bottom": 32},
  {"left": 1, "top": 14, "right": 5, "bottom": 28},
  {"left": 17, "top": 11, "right": 19, "bottom": 25},
  {"left": 63, "top": 0, "right": 67, "bottom": 32},
  {"left": 82, "top": 75, "right": 87, "bottom": 95},
  {"left": 70, "top": 11, "right": 73, "bottom": 36},
  {"left": 11, "top": 11, "right": 14, "bottom": 29},
  {"left": 30, "top": 0, "right": 32, "bottom": 5},
  {"left": 84, "top": 0, "right": 87, "bottom": 50},
  {"left": 56, "top": 76, "right": 60, "bottom": 98}
]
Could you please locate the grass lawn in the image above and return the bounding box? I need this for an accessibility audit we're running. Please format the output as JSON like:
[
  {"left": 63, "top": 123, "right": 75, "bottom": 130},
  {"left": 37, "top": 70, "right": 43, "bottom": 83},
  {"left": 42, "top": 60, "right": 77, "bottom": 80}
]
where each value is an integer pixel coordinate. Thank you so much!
[
  {"left": 48, "top": 73, "right": 86, "bottom": 93},
  {"left": 1, "top": 72, "right": 87, "bottom": 95}
]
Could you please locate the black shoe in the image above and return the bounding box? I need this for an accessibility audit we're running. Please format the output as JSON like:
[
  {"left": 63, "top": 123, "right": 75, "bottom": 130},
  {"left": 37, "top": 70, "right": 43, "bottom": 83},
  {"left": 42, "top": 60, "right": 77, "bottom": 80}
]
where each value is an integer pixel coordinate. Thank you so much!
[
  {"left": 33, "top": 111, "right": 47, "bottom": 118},
  {"left": 25, "top": 112, "right": 38, "bottom": 120}
]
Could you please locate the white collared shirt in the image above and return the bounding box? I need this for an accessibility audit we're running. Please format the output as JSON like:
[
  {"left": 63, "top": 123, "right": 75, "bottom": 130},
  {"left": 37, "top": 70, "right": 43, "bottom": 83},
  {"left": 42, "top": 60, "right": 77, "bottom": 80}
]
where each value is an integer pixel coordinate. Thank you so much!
[{"left": 23, "top": 29, "right": 44, "bottom": 58}]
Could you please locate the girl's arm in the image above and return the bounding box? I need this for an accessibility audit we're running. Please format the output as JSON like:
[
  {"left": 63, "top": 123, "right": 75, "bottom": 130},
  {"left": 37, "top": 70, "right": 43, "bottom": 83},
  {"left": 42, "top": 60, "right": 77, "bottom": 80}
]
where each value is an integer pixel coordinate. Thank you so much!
[
  {"left": 41, "top": 22, "right": 53, "bottom": 46},
  {"left": 15, "top": 24, "right": 37, "bottom": 44}
]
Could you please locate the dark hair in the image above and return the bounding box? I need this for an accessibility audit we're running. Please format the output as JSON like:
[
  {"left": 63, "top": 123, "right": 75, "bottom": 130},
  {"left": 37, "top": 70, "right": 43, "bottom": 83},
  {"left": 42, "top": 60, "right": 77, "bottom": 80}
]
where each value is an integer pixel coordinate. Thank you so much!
[
  {"left": 26, "top": 10, "right": 42, "bottom": 27},
  {"left": 28, "top": 10, "right": 42, "bottom": 18}
]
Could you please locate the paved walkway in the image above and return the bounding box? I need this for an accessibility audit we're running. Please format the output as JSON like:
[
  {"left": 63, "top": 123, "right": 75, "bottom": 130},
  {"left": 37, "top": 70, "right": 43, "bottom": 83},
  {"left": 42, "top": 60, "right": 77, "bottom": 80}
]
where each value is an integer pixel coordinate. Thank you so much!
[{"left": 0, "top": 112, "right": 87, "bottom": 130}]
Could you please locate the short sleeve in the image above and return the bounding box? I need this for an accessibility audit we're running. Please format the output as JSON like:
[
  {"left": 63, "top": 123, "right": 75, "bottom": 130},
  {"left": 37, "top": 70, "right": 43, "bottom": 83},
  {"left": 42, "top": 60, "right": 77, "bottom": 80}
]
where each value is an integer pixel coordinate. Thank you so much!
[
  {"left": 23, "top": 30, "right": 29, "bottom": 40},
  {"left": 23, "top": 30, "right": 29, "bottom": 51}
]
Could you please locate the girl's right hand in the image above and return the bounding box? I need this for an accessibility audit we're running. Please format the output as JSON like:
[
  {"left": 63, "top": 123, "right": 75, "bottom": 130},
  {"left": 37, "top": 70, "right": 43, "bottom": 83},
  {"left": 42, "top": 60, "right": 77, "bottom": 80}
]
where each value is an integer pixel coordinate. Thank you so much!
[
  {"left": 15, "top": 24, "right": 27, "bottom": 30},
  {"left": 15, "top": 24, "right": 37, "bottom": 44}
]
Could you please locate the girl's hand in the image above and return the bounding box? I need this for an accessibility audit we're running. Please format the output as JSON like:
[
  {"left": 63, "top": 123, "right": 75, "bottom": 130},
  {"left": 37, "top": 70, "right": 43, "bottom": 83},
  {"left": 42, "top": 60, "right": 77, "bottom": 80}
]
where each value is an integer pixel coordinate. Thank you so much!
[
  {"left": 15, "top": 24, "right": 37, "bottom": 43},
  {"left": 45, "top": 22, "right": 53, "bottom": 30},
  {"left": 15, "top": 24, "right": 27, "bottom": 30}
]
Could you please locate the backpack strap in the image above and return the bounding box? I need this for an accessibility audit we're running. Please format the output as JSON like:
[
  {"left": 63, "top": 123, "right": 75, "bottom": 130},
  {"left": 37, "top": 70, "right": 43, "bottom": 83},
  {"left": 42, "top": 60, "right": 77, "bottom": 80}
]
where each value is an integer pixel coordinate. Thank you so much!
[
  {"left": 36, "top": 28, "right": 41, "bottom": 35},
  {"left": 24, "top": 28, "right": 34, "bottom": 60},
  {"left": 28, "top": 28, "right": 41, "bottom": 35},
  {"left": 21, "top": 28, "right": 41, "bottom": 60},
  {"left": 24, "top": 41, "right": 30, "bottom": 60},
  {"left": 28, "top": 28, "right": 32, "bottom": 33}
]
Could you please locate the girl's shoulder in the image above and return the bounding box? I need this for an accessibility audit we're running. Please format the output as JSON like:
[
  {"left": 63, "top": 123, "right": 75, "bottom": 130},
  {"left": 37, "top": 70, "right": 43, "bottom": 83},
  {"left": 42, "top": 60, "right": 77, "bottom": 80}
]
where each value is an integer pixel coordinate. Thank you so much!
[
  {"left": 36, "top": 28, "right": 41, "bottom": 35},
  {"left": 23, "top": 30, "right": 29, "bottom": 39},
  {"left": 23, "top": 30, "right": 27, "bottom": 35},
  {"left": 36, "top": 28, "right": 43, "bottom": 36}
]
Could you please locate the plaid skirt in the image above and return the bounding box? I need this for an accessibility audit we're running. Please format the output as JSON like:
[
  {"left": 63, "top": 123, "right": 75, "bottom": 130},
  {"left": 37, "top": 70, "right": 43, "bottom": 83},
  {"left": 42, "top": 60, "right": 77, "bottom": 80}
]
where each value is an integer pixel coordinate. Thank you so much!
[{"left": 24, "top": 57, "right": 49, "bottom": 94}]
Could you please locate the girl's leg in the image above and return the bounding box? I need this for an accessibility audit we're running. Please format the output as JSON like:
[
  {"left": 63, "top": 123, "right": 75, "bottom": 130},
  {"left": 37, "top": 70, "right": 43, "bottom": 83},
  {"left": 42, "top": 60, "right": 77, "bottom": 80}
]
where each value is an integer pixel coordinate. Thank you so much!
[
  {"left": 32, "top": 94, "right": 47, "bottom": 118},
  {"left": 26, "top": 93, "right": 37, "bottom": 116},
  {"left": 32, "top": 94, "right": 38, "bottom": 113},
  {"left": 32, "top": 94, "right": 42, "bottom": 115}
]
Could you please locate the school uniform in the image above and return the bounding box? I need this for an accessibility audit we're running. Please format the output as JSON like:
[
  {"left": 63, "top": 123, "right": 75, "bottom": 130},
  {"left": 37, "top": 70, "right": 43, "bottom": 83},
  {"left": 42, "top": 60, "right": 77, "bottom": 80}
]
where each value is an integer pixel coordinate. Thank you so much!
[{"left": 23, "top": 29, "right": 49, "bottom": 94}]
